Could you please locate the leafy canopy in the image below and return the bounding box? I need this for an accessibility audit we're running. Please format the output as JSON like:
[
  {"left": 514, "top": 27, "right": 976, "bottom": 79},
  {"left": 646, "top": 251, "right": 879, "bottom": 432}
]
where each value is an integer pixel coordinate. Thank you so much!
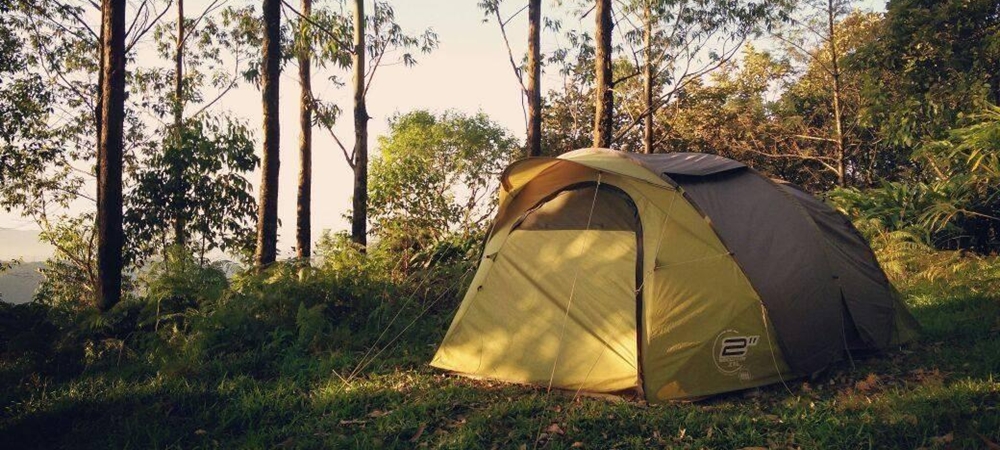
[{"left": 368, "top": 110, "right": 519, "bottom": 250}]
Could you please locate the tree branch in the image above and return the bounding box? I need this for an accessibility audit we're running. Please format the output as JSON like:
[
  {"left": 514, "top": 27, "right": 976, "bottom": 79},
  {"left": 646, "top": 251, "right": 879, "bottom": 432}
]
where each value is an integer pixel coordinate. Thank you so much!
[
  {"left": 280, "top": 0, "right": 354, "bottom": 55},
  {"left": 126, "top": 0, "right": 173, "bottom": 54},
  {"left": 488, "top": 3, "right": 528, "bottom": 131},
  {"left": 321, "top": 123, "right": 355, "bottom": 169},
  {"left": 180, "top": 0, "right": 226, "bottom": 48}
]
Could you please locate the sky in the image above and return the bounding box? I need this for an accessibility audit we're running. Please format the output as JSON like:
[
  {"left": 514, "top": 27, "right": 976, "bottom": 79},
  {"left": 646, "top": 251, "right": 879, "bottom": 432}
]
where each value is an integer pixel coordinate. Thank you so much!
[{"left": 0, "top": 0, "right": 886, "bottom": 260}]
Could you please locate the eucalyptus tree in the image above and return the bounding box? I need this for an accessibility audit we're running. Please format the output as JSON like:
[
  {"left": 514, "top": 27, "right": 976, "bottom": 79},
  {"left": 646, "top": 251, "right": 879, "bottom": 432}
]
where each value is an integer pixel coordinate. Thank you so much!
[
  {"left": 298, "top": 1, "right": 437, "bottom": 249},
  {"left": 124, "top": 1, "right": 262, "bottom": 265},
  {"left": 96, "top": 0, "right": 127, "bottom": 311},
  {"left": 613, "top": 0, "right": 788, "bottom": 152},
  {"left": 592, "top": 0, "right": 613, "bottom": 148},
  {"left": 527, "top": 0, "right": 542, "bottom": 156},
  {"left": 478, "top": 0, "right": 546, "bottom": 157},
  {"left": 1, "top": 0, "right": 166, "bottom": 230},
  {"left": 350, "top": 0, "right": 368, "bottom": 248},
  {"left": 254, "top": 0, "right": 282, "bottom": 267},
  {"left": 296, "top": 0, "right": 314, "bottom": 260},
  {"left": 1, "top": 0, "right": 175, "bottom": 309}
]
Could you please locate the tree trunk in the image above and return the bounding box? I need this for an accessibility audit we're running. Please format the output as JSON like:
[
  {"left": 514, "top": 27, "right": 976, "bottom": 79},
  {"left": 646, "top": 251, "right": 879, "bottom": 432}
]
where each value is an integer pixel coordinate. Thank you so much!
[
  {"left": 296, "top": 0, "right": 313, "bottom": 260},
  {"left": 350, "top": 0, "right": 369, "bottom": 248},
  {"left": 172, "top": 0, "right": 186, "bottom": 247},
  {"left": 828, "top": 0, "right": 845, "bottom": 187},
  {"left": 593, "top": 0, "right": 613, "bottom": 148},
  {"left": 643, "top": 0, "right": 653, "bottom": 154},
  {"left": 255, "top": 0, "right": 281, "bottom": 267},
  {"left": 96, "top": 0, "right": 126, "bottom": 312},
  {"left": 525, "top": 0, "right": 542, "bottom": 157},
  {"left": 95, "top": 13, "right": 105, "bottom": 215}
]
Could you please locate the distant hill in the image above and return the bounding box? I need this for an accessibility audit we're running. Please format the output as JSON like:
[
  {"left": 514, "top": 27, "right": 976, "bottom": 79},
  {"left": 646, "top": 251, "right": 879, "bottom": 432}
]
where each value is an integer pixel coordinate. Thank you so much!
[
  {"left": 0, "top": 229, "right": 249, "bottom": 304},
  {"left": 0, "top": 262, "right": 45, "bottom": 304},
  {"left": 0, "top": 229, "right": 53, "bottom": 304}
]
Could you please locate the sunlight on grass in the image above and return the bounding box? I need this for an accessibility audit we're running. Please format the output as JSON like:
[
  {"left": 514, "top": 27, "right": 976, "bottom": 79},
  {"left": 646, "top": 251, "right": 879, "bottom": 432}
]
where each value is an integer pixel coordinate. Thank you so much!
[{"left": 2, "top": 257, "right": 999, "bottom": 449}]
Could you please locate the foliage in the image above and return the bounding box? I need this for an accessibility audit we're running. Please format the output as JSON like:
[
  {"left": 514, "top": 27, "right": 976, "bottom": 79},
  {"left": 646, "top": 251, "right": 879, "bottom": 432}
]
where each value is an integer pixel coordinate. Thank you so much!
[
  {"left": 125, "top": 116, "right": 259, "bottom": 264},
  {"left": 913, "top": 105, "right": 1000, "bottom": 251},
  {"left": 539, "top": 0, "right": 789, "bottom": 154},
  {"left": 658, "top": 47, "right": 819, "bottom": 183},
  {"left": 310, "top": 1, "right": 440, "bottom": 140},
  {"left": 1, "top": 0, "right": 155, "bottom": 218},
  {"left": 4, "top": 0, "right": 1000, "bottom": 446},
  {"left": 0, "top": 0, "right": 55, "bottom": 198},
  {"left": 830, "top": 104, "right": 1000, "bottom": 252},
  {"left": 33, "top": 215, "right": 98, "bottom": 313},
  {"left": 368, "top": 110, "right": 518, "bottom": 255},
  {"left": 542, "top": 56, "right": 651, "bottom": 153},
  {"left": 137, "top": 247, "right": 229, "bottom": 338},
  {"left": 854, "top": 0, "right": 1000, "bottom": 148},
  {"left": 214, "top": 3, "right": 296, "bottom": 86},
  {"left": 773, "top": 10, "right": 911, "bottom": 188},
  {"left": 2, "top": 242, "right": 999, "bottom": 448},
  {"left": 648, "top": 12, "right": 917, "bottom": 190}
]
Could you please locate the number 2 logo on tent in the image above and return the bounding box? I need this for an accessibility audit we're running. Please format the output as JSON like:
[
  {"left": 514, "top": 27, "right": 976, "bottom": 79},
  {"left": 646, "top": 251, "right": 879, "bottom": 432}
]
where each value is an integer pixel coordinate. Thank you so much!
[{"left": 713, "top": 329, "right": 760, "bottom": 375}]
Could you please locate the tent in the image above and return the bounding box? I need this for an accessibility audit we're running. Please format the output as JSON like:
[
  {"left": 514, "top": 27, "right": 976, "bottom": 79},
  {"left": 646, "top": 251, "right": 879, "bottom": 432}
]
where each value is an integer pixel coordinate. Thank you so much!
[{"left": 431, "top": 148, "right": 919, "bottom": 402}]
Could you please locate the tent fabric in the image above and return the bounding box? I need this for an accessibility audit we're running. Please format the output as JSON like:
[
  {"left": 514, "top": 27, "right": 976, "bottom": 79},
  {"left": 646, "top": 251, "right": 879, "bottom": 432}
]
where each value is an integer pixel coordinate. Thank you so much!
[
  {"left": 668, "top": 170, "right": 845, "bottom": 375},
  {"left": 626, "top": 151, "right": 747, "bottom": 177},
  {"left": 775, "top": 182, "right": 897, "bottom": 349},
  {"left": 434, "top": 183, "right": 642, "bottom": 391},
  {"left": 622, "top": 179, "right": 793, "bottom": 399},
  {"left": 432, "top": 149, "right": 917, "bottom": 402},
  {"left": 501, "top": 152, "right": 672, "bottom": 195},
  {"left": 516, "top": 183, "right": 640, "bottom": 231}
]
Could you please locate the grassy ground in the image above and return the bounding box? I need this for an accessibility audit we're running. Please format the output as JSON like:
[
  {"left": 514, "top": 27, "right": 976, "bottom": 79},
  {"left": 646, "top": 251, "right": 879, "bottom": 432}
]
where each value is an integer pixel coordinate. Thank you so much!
[{"left": 2, "top": 277, "right": 998, "bottom": 449}]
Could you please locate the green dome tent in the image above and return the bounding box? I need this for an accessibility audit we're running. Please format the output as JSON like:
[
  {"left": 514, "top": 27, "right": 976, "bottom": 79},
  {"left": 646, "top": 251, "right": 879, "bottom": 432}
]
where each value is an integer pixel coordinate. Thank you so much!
[{"left": 431, "top": 148, "right": 919, "bottom": 402}]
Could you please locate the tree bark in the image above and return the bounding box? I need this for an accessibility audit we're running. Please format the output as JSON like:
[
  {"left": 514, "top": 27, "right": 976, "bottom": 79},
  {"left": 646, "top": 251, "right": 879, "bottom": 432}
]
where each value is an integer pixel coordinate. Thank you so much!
[
  {"left": 172, "top": 0, "right": 186, "bottom": 247},
  {"left": 96, "top": 0, "right": 126, "bottom": 311},
  {"left": 255, "top": 0, "right": 281, "bottom": 267},
  {"left": 350, "top": 0, "right": 368, "bottom": 248},
  {"left": 95, "top": 13, "right": 105, "bottom": 215},
  {"left": 296, "top": 0, "right": 313, "bottom": 260},
  {"left": 828, "top": 0, "right": 845, "bottom": 187},
  {"left": 643, "top": 0, "right": 653, "bottom": 154},
  {"left": 525, "top": 0, "right": 542, "bottom": 157},
  {"left": 593, "top": 0, "right": 613, "bottom": 148}
]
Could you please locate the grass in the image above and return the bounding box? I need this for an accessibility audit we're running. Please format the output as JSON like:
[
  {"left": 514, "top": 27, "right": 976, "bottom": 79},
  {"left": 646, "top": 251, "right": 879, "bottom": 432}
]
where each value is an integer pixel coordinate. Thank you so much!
[{"left": 1, "top": 276, "right": 999, "bottom": 449}]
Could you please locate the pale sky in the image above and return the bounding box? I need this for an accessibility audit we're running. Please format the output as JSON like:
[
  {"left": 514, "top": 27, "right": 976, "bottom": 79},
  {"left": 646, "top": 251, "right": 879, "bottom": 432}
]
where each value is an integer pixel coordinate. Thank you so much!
[{"left": 0, "top": 0, "right": 886, "bottom": 259}]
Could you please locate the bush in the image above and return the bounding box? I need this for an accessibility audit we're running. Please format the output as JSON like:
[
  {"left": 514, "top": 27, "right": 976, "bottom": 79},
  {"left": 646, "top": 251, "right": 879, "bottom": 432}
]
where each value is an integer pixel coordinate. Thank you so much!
[
  {"left": 851, "top": 218, "right": 1000, "bottom": 298},
  {"left": 9, "top": 219, "right": 483, "bottom": 386},
  {"left": 829, "top": 104, "right": 1000, "bottom": 253}
]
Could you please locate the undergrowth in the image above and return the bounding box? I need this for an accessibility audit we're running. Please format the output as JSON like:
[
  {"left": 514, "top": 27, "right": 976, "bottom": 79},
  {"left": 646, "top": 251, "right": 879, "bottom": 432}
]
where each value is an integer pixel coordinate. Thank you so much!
[{"left": 1, "top": 229, "right": 998, "bottom": 449}]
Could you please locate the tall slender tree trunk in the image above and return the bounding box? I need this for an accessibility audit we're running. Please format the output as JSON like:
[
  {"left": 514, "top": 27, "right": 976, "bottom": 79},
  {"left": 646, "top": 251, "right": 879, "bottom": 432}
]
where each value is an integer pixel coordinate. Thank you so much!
[
  {"left": 642, "top": 0, "right": 653, "bottom": 154},
  {"left": 296, "top": 0, "right": 313, "bottom": 260},
  {"left": 96, "top": 0, "right": 126, "bottom": 312},
  {"left": 525, "top": 0, "right": 542, "bottom": 157},
  {"left": 172, "top": 0, "right": 186, "bottom": 247},
  {"left": 255, "top": 0, "right": 281, "bottom": 267},
  {"left": 95, "top": 17, "right": 105, "bottom": 212},
  {"left": 350, "top": 0, "right": 369, "bottom": 247},
  {"left": 593, "top": 0, "right": 613, "bottom": 148},
  {"left": 828, "top": 0, "right": 845, "bottom": 187}
]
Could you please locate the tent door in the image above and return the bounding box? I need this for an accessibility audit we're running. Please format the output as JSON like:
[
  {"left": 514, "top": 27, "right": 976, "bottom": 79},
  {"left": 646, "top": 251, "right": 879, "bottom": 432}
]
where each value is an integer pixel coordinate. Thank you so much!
[{"left": 480, "top": 182, "right": 644, "bottom": 392}]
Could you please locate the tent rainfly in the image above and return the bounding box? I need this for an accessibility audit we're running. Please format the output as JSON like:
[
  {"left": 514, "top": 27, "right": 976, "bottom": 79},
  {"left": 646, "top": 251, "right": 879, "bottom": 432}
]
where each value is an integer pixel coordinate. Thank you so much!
[{"left": 431, "top": 148, "right": 919, "bottom": 402}]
